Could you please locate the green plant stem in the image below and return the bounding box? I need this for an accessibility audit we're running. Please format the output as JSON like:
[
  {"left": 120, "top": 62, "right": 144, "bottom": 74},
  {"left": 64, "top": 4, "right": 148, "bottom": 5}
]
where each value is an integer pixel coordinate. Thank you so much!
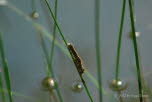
[
  {"left": 0, "top": 33, "right": 13, "bottom": 102},
  {"left": 44, "top": 0, "right": 94, "bottom": 102},
  {"left": 7, "top": 3, "right": 103, "bottom": 100},
  {"left": 44, "top": 0, "right": 68, "bottom": 46},
  {"left": 5, "top": 4, "right": 119, "bottom": 101},
  {"left": 38, "top": 33, "right": 51, "bottom": 76},
  {"left": 0, "top": 72, "right": 6, "bottom": 102},
  {"left": 54, "top": 85, "right": 63, "bottom": 102},
  {"left": 7, "top": 4, "right": 150, "bottom": 102},
  {"left": 131, "top": 0, "right": 135, "bottom": 12},
  {"left": 7, "top": 4, "right": 105, "bottom": 100},
  {"left": 49, "top": 0, "right": 58, "bottom": 78},
  {"left": 115, "top": 0, "right": 126, "bottom": 81},
  {"left": 5, "top": 4, "right": 65, "bottom": 102},
  {"left": 94, "top": 0, "right": 102, "bottom": 102},
  {"left": 47, "top": 0, "right": 64, "bottom": 101},
  {"left": 38, "top": 1, "right": 63, "bottom": 102},
  {"left": 128, "top": 0, "right": 143, "bottom": 102},
  {"left": 37, "top": 18, "right": 65, "bottom": 102},
  {"left": 68, "top": 49, "right": 94, "bottom": 102},
  {"left": 80, "top": 76, "right": 94, "bottom": 102}
]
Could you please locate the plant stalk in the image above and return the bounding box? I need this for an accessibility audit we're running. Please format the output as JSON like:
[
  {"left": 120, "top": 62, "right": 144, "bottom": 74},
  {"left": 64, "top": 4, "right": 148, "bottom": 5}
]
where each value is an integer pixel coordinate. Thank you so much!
[
  {"left": 44, "top": 0, "right": 94, "bottom": 102},
  {"left": 0, "top": 33, "right": 13, "bottom": 102},
  {"left": 128, "top": 0, "right": 143, "bottom": 101},
  {"left": 115, "top": 0, "right": 126, "bottom": 81},
  {"left": 94, "top": 0, "right": 103, "bottom": 102}
]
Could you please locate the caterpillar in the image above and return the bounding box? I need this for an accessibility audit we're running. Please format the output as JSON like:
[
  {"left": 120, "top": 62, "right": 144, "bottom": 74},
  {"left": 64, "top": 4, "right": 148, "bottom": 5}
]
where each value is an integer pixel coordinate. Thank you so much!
[{"left": 67, "top": 43, "right": 84, "bottom": 75}]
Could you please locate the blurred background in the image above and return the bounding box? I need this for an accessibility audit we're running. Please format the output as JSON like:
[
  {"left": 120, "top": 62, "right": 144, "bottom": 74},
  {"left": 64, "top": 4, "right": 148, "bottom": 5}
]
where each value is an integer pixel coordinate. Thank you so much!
[{"left": 0, "top": 0, "right": 152, "bottom": 102}]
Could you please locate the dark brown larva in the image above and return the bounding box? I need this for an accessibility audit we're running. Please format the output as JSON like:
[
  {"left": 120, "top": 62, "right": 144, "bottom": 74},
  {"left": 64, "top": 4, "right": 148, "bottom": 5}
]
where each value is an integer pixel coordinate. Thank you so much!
[{"left": 67, "top": 43, "right": 84, "bottom": 75}]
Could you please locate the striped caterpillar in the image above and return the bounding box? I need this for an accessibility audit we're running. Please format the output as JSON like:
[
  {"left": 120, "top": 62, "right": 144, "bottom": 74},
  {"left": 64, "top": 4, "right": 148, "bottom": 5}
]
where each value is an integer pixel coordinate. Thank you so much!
[{"left": 67, "top": 43, "right": 84, "bottom": 75}]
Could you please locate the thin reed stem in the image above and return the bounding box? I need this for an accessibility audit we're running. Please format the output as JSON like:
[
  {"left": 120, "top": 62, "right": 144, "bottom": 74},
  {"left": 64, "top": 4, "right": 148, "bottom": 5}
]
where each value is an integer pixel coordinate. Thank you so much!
[
  {"left": 0, "top": 71, "right": 6, "bottom": 102},
  {"left": 0, "top": 33, "right": 13, "bottom": 102},
  {"left": 128, "top": 0, "right": 143, "bottom": 102},
  {"left": 44, "top": 0, "right": 68, "bottom": 46},
  {"left": 49, "top": 0, "right": 64, "bottom": 99},
  {"left": 81, "top": 76, "right": 94, "bottom": 102},
  {"left": 38, "top": 21, "right": 65, "bottom": 102},
  {"left": 115, "top": 0, "right": 126, "bottom": 81},
  {"left": 7, "top": 3, "right": 106, "bottom": 100},
  {"left": 38, "top": 0, "right": 63, "bottom": 102},
  {"left": 7, "top": 3, "right": 150, "bottom": 102},
  {"left": 38, "top": 33, "right": 51, "bottom": 76},
  {"left": 4, "top": 3, "right": 108, "bottom": 99},
  {"left": 94, "top": 0, "right": 103, "bottom": 102},
  {"left": 44, "top": 0, "right": 94, "bottom": 102},
  {"left": 49, "top": 0, "right": 58, "bottom": 78},
  {"left": 54, "top": 84, "right": 63, "bottom": 102}
]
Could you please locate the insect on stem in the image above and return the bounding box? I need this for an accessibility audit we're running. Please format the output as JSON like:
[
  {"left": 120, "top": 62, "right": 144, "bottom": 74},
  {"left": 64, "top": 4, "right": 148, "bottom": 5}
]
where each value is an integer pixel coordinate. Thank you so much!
[
  {"left": 67, "top": 43, "right": 84, "bottom": 75},
  {"left": 67, "top": 43, "right": 94, "bottom": 102}
]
